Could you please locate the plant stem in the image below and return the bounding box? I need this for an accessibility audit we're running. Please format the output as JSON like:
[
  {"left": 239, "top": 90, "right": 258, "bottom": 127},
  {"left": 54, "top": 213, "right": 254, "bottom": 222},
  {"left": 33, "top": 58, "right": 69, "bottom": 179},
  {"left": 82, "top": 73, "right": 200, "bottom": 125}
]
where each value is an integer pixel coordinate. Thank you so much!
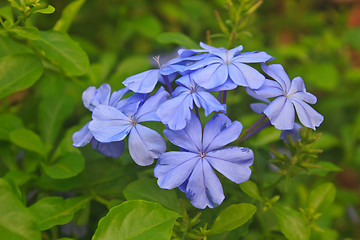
[
  {"left": 241, "top": 120, "right": 271, "bottom": 142},
  {"left": 222, "top": 90, "right": 227, "bottom": 104}
]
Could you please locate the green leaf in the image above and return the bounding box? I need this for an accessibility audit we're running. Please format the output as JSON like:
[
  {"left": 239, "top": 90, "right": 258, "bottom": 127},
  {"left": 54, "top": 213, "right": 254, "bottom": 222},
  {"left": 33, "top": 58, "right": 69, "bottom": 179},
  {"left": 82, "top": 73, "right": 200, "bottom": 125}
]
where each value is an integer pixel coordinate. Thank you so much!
[
  {"left": 132, "top": 15, "right": 162, "bottom": 38},
  {"left": 28, "top": 196, "right": 90, "bottom": 231},
  {"left": 9, "top": 128, "right": 47, "bottom": 157},
  {"left": 274, "top": 206, "right": 310, "bottom": 240},
  {"left": 124, "top": 178, "right": 181, "bottom": 213},
  {"left": 156, "top": 32, "right": 199, "bottom": 49},
  {"left": 308, "top": 182, "right": 336, "bottom": 213},
  {"left": 208, "top": 203, "right": 257, "bottom": 236},
  {"left": 38, "top": 95, "right": 74, "bottom": 145},
  {"left": 9, "top": 26, "right": 40, "bottom": 40},
  {"left": 0, "top": 53, "right": 43, "bottom": 98},
  {"left": 304, "top": 64, "right": 339, "bottom": 91},
  {"left": 0, "top": 6, "right": 14, "bottom": 25},
  {"left": 92, "top": 200, "right": 179, "bottom": 240},
  {"left": 33, "top": 30, "right": 89, "bottom": 75},
  {"left": 53, "top": 0, "right": 85, "bottom": 32},
  {"left": 306, "top": 161, "right": 341, "bottom": 176},
  {"left": 33, "top": 5, "right": 55, "bottom": 14},
  {"left": 0, "top": 36, "right": 33, "bottom": 58},
  {"left": 347, "top": 27, "right": 360, "bottom": 51},
  {"left": 240, "top": 180, "right": 262, "bottom": 201},
  {"left": 0, "top": 114, "right": 23, "bottom": 140},
  {"left": 4, "top": 170, "right": 32, "bottom": 186},
  {"left": 0, "top": 179, "right": 41, "bottom": 240},
  {"left": 42, "top": 152, "right": 85, "bottom": 179}
]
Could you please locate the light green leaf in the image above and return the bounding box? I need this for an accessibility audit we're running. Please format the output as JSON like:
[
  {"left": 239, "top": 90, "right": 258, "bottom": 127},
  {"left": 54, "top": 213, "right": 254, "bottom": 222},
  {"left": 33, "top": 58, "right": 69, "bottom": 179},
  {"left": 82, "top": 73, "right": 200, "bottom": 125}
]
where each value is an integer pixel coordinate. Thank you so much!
[
  {"left": 42, "top": 152, "right": 85, "bottom": 179},
  {"left": 0, "top": 179, "right": 41, "bottom": 240},
  {"left": 38, "top": 95, "right": 75, "bottom": 145},
  {"left": 0, "top": 6, "right": 13, "bottom": 25},
  {"left": 33, "top": 30, "right": 89, "bottom": 75},
  {"left": 28, "top": 196, "right": 90, "bottom": 231},
  {"left": 240, "top": 180, "right": 262, "bottom": 201},
  {"left": 124, "top": 178, "right": 181, "bottom": 213},
  {"left": 9, "top": 128, "right": 47, "bottom": 157},
  {"left": 274, "top": 206, "right": 310, "bottom": 240},
  {"left": 9, "top": 26, "right": 40, "bottom": 40},
  {"left": 53, "top": 0, "right": 85, "bottom": 32},
  {"left": 132, "top": 15, "right": 162, "bottom": 38},
  {"left": 0, "top": 53, "right": 43, "bottom": 98},
  {"left": 156, "top": 32, "right": 199, "bottom": 49},
  {"left": 347, "top": 27, "right": 360, "bottom": 51},
  {"left": 0, "top": 36, "right": 33, "bottom": 58},
  {"left": 33, "top": 5, "right": 55, "bottom": 14},
  {"left": 208, "top": 203, "right": 257, "bottom": 236},
  {"left": 304, "top": 64, "right": 339, "bottom": 91},
  {"left": 308, "top": 182, "right": 336, "bottom": 213},
  {"left": 92, "top": 200, "right": 179, "bottom": 240},
  {"left": 0, "top": 114, "right": 23, "bottom": 140},
  {"left": 306, "top": 161, "right": 341, "bottom": 176},
  {"left": 4, "top": 170, "right": 32, "bottom": 186}
]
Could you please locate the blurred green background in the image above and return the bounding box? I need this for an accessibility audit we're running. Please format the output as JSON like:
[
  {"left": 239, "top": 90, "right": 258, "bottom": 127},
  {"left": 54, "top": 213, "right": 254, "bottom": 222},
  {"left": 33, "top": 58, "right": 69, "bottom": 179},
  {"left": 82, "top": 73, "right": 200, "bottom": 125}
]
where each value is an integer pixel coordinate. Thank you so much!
[{"left": 1, "top": 0, "right": 360, "bottom": 239}]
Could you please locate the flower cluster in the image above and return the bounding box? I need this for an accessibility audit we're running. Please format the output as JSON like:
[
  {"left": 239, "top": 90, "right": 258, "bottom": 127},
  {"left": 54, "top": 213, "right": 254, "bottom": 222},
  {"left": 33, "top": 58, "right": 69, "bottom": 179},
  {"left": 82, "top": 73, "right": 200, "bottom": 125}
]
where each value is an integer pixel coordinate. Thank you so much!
[{"left": 73, "top": 42, "right": 323, "bottom": 209}]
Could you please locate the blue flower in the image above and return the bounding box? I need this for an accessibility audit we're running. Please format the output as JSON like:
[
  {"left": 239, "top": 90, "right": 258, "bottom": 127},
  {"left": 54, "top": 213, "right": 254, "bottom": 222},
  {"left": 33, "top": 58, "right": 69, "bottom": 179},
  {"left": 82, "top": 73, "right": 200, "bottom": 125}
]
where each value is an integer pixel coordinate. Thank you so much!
[
  {"left": 72, "top": 84, "right": 129, "bottom": 158},
  {"left": 154, "top": 113, "right": 254, "bottom": 209},
  {"left": 252, "top": 63, "right": 324, "bottom": 130},
  {"left": 183, "top": 42, "right": 274, "bottom": 90},
  {"left": 280, "top": 123, "right": 303, "bottom": 143},
  {"left": 89, "top": 87, "right": 169, "bottom": 166},
  {"left": 122, "top": 54, "right": 205, "bottom": 93},
  {"left": 157, "top": 73, "right": 226, "bottom": 130}
]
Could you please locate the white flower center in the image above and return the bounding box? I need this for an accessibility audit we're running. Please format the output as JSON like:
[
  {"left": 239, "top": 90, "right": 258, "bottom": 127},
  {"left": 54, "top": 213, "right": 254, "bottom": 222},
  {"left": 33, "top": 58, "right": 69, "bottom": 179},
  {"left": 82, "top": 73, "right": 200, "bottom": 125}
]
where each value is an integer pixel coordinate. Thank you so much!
[{"left": 199, "top": 151, "right": 206, "bottom": 158}]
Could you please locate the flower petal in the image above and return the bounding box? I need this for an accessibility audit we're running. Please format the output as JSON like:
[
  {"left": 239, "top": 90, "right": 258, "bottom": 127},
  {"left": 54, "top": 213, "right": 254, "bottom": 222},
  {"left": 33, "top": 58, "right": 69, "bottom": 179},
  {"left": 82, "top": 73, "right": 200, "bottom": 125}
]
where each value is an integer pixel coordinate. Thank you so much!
[
  {"left": 228, "top": 45, "right": 244, "bottom": 59},
  {"left": 128, "top": 124, "right": 166, "bottom": 166},
  {"left": 250, "top": 103, "right": 268, "bottom": 114},
  {"left": 154, "top": 151, "right": 199, "bottom": 189},
  {"left": 292, "top": 99, "right": 324, "bottom": 130},
  {"left": 109, "top": 87, "right": 130, "bottom": 107},
  {"left": 194, "top": 91, "right": 226, "bottom": 116},
  {"left": 90, "top": 139, "right": 125, "bottom": 158},
  {"left": 163, "top": 111, "right": 202, "bottom": 152},
  {"left": 157, "top": 93, "right": 193, "bottom": 130},
  {"left": 252, "top": 79, "right": 283, "bottom": 98},
  {"left": 122, "top": 69, "right": 159, "bottom": 93},
  {"left": 203, "top": 114, "right": 242, "bottom": 152},
  {"left": 246, "top": 88, "right": 271, "bottom": 103},
  {"left": 193, "top": 63, "right": 228, "bottom": 89},
  {"left": 82, "top": 84, "right": 111, "bottom": 111},
  {"left": 116, "top": 93, "right": 145, "bottom": 115},
  {"left": 207, "top": 77, "right": 238, "bottom": 91},
  {"left": 185, "top": 159, "right": 225, "bottom": 209},
  {"left": 206, "top": 147, "right": 254, "bottom": 184},
  {"left": 264, "top": 96, "right": 295, "bottom": 130},
  {"left": 232, "top": 51, "right": 274, "bottom": 63},
  {"left": 231, "top": 63, "right": 265, "bottom": 89},
  {"left": 280, "top": 122, "right": 303, "bottom": 143},
  {"left": 136, "top": 87, "right": 170, "bottom": 122},
  {"left": 261, "top": 63, "right": 291, "bottom": 92},
  {"left": 89, "top": 105, "right": 132, "bottom": 142},
  {"left": 72, "top": 122, "right": 93, "bottom": 147}
]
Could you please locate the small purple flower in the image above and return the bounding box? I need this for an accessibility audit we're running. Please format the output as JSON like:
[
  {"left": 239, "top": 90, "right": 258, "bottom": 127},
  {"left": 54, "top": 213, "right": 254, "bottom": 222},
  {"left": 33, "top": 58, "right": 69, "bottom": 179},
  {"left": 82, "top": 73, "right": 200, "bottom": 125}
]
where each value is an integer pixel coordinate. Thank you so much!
[
  {"left": 157, "top": 73, "right": 226, "bottom": 130},
  {"left": 72, "top": 84, "right": 128, "bottom": 158},
  {"left": 252, "top": 63, "right": 324, "bottom": 130},
  {"left": 154, "top": 113, "right": 254, "bottom": 209},
  {"left": 89, "top": 87, "right": 169, "bottom": 166},
  {"left": 280, "top": 123, "right": 303, "bottom": 143},
  {"left": 184, "top": 42, "right": 274, "bottom": 90}
]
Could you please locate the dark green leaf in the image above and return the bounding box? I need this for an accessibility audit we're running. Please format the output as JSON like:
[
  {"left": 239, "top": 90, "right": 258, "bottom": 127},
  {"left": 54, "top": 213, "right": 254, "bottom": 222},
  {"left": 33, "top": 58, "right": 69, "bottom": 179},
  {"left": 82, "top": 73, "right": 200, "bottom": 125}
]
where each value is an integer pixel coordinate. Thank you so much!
[
  {"left": 274, "top": 206, "right": 310, "bottom": 240},
  {"left": 28, "top": 196, "right": 90, "bottom": 231},
  {"left": 208, "top": 203, "right": 257, "bottom": 236},
  {"left": 33, "top": 30, "right": 89, "bottom": 75},
  {"left": 38, "top": 95, "right": 75, "bottom": 145},
  {"left": 0, "top": 54, "right": 43, "bottom": 98},
  {"left": 0, "top": 179, "right": 41, "bottom": 240},
  {"left": 92, "top": 200, "right": 179, "bottom": 240},
  {"left": 53, "top": 0, "right": 85, "bottom": 32},
  {"left": 42, "top": 152, "right": 85, "bottom": 179},
  {"left": 0, "top": 114, "right": 23, "bottom": 140},
  {"left": 308, "top": 182, "right": 336, "bottom": 213},
  {"left": 9, "top": 128, "right": 47, "bottom": 157},
  {"left": 240, "top": 180, "right": 262, "bottom": 201},
  {"left": 156, "top": 32, "right": 199, "bottom": 49},
  {"left": 124, "top": 178, "right": 181, "bottom": 213}
]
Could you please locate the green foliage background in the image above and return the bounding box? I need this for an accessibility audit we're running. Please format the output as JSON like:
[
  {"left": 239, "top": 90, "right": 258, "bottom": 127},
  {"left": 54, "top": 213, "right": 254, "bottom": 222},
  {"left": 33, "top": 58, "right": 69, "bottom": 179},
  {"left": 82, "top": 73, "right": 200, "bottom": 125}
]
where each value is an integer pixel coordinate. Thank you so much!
[{"left": 0, "top": 0, "right": 359, "bottom": 239}]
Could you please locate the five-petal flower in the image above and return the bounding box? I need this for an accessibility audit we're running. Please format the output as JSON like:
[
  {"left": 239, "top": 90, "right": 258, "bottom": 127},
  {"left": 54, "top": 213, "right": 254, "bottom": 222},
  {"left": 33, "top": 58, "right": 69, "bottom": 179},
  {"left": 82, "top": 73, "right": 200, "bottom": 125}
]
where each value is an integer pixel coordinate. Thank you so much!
[{"left": 154, "top": 113, "right": 254, "bottom": 209}]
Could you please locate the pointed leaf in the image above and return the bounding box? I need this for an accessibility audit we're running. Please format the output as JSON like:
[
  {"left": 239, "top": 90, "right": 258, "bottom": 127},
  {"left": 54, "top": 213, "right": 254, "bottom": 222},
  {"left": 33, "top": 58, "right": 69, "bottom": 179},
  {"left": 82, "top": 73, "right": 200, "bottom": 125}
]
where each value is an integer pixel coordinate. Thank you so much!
[
  {"left": 0, "top": 179, "right": 41, "bottom": 240},
  {"left": 92, "top": 200, "right": 179, "bottom": 240},
  {"left": 156, "top": 32, "right": 199, "bottom": 49},
  {"left": 53, "top": 0, "right": 85, "bottom": 32},
  {"left": 9, "top": 128, "right": 47, "bottom": 157},
  {"left": 33, "top": 30, "right": 89, "bottom": 75},
  {"left": 274, "top": 206, "right": 310, "bottom": 240},
  {"left": 28, "top": 196, "right": 90, "bottom": 231},
  {"left": 208, "top": 203, "right": 257, "bottom": 235},
  {"left": 0, "top": 54, "right": 43, "bottom": 98},
  {"left": 308, "top": 182, "right": 336, "bottom": 213},
  {"left": 9, "top": 26, "right": 40, "bottom": 40},
  {"left": 124, "top": 179, "right": 181, "bottom": 213},
  {"left": 33, "top": 5, "right": 55, "bottom": 14},
  {"left": 0, "top": 35, "right": 32, "bottom": 58},
  {"left": 240, "top": 180, "right": 262, "bottom": 201},
  {"left": 0, "top": 114, "right": 23, "bottom": 140}
]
